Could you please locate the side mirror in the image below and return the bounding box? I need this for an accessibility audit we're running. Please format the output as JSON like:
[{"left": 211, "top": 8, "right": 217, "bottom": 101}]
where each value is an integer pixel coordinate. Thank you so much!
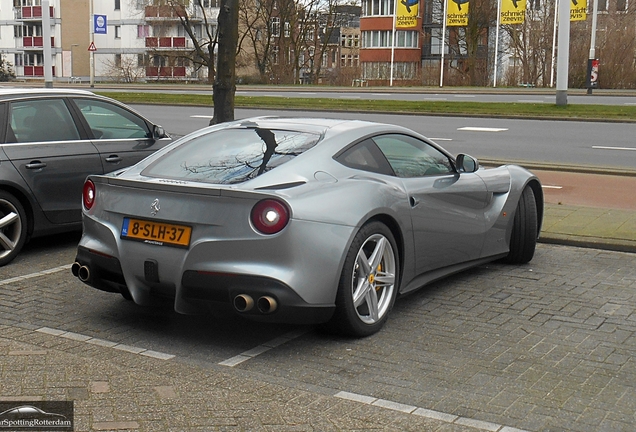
[
  {"left": 153, "top": 125, "right": 169, "bottom": 139},
  {"left": 456, "top": 154, "right": 479, "bottom": 173}
]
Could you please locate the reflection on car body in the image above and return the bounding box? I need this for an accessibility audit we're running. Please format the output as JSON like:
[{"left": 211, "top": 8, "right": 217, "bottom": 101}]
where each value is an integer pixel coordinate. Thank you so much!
[
  {"left": 0, "top": 88, "right": 171, "bottom": 266},
  {"left": 73, "top": 117, "right": 543, "bottom": 337}
]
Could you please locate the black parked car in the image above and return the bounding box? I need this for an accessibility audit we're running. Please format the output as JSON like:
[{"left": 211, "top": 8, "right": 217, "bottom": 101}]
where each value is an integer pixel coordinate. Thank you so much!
[{"left": 0, "top": 88, "right": 171, "bottom": 266}]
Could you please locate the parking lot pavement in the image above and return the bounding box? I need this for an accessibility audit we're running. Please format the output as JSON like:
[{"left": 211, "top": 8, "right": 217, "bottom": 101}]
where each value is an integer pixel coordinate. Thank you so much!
[{"left": 1, "top": 242, "right": 636, "bottom": 431}]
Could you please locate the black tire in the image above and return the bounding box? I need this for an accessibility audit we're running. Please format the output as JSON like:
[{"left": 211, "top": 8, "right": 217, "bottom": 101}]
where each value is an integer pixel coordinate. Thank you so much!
[
  {"left": 503, "top": 186, "right": 538, "bottom": 264},
  {"left": 0, "top": 191, "right": 28, "bottom": 267},
  {"left": 324, "top": 221, "right": 399, "bottom": 337}
]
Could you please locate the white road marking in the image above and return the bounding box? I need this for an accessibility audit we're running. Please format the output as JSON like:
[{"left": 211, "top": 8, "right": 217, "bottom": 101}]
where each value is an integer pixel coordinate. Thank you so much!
[
  {"left": 339, "top": 96, "right": 361, "bottom": 99},
  {"left": 0, "top": 264, "right": 70, "bottom": 286},
  {"left": 458, "top": 127, "right": 509, "bottom": 132},
  {"left": 298, "top": 92, "right": 317, "bottom": 95},
  {"left": 35, "top": 327, "right": 175, "bottom": 360},
  {"left": 517, "top": 99, "right": 545, "bottom": 103},
  {"left": 454, "top": 95, "right": 476, "bottom": 98},
  {"left": 335, "top": 391, "right": 529, "bottom": 432},
  {"left": 191, "top": 115, "right": 214, "bottom": 119},
  {"left": 218, "top": 328, "right": 309, "bottom": 367},
  {"left": 372, "top": 93, "right": 391, "bottom": 96},
  {"left": 542, "top": 185, "right": 563, "bottom": 189},
  {"left": 592, "top": 145, "right": 636, "bottom": 151}
]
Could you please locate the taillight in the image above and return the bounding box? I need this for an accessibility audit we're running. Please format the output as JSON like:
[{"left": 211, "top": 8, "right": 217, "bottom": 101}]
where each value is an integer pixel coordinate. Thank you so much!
[
  {"left": 250, "top": 199, "right": 289, "bottom": 235},
  {"left": 83, "top": 179, "right": 95, "bottom": 210}
]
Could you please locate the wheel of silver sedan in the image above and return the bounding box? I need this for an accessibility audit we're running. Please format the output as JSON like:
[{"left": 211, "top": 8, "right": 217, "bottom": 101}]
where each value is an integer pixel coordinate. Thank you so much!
[
  {"left": 325, "top": 221, "right": 400, "bottom": 337},
  {"left": 0, "top": 192, "right": 28, "bottom": 267},
  {"left": 351, "top": 233, "right": 397, "bottom": 324}
]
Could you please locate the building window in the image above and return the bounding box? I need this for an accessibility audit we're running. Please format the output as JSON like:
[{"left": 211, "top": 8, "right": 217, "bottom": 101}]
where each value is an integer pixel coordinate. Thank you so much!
[
  {"left": 115, "top": 54, "right": 121, "bottom": 67},
  {"left": 14, "top": 53, "right": 24, "bottom": 67},
  {"left": 115, "top": 0, "right": 120, "bottom": 10},
  {"left": 272, "top": 46, "right": 279, "bottom": 65},
  {"left": 115, "top": 25, "right": 121, "bottom": 39},
  {"left": 271, "top": 17, "right": 280, "bottom": 37},
  {"left": 361, "top": 30, "right": 418, "bottom": 48},
  {"left": 284, "top": 22, "right": 290, "bottom": 37},
  {"left": 137, "top": 25, "right": 150, "bottom": 38},
  {"left": 361, "top": 0, "right": 395, "bottom": 17},
  {"left": 597, "top": 0, "right": 607, "bottom": 11},
  {"left": 616, "top": 0, "right": 627, "bottom": 11}
]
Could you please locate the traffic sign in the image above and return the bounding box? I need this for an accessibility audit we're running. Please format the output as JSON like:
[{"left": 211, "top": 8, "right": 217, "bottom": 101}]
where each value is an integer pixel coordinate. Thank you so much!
[{"left": 88, "top": 42, "right": 97, "bottom": 52}]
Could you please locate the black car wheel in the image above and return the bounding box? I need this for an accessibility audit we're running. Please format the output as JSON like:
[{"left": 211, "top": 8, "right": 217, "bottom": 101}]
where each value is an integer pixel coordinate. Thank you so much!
[
  {"left": 503, "top": 186, "right": 538, "bottom": 264},
  {"left": 0, "top": 191, "right": 28, "bottom": 267},
  {"left": 325, "top": 221, "right": 399, "bottom": 337}
]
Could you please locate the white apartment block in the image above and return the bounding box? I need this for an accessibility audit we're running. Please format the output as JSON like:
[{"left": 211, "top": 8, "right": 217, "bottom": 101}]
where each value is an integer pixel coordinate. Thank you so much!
[{"left": 0, "top": 0, "right": 218, "bottom": 82}]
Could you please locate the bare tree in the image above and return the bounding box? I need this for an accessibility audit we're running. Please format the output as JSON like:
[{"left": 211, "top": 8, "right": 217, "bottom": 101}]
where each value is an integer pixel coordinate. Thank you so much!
[{"left": 165, "top": 0, "right": 219, "bottom": 83}]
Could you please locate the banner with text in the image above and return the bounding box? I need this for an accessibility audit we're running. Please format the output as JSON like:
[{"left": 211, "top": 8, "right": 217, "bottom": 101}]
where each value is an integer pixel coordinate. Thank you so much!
[
  {"left": 570, "top": 0, "right": 587, "bottom": 21},
  {"left": 396, "top": 0, "right": 419, "bottom": 28},
  {"left": 447, "top": 0, "right": 469, "bottom": 26},
  {"left": 500, "top": 0, "right": 526, "bottom": 25}
]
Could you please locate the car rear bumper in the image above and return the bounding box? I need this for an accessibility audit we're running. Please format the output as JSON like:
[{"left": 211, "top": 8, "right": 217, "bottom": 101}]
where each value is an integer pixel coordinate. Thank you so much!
[{"left": 73, "top": 246, "right": 335, "bottom": 325}]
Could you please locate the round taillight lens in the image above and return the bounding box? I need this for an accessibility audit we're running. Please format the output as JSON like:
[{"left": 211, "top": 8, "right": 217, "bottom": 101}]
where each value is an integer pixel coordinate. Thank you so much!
[
  {"left": 251, "top": 199, "right": 290, "bottom": 235},
  {"left": 83, "top": 179, "right": 95, "bottom": 210}
]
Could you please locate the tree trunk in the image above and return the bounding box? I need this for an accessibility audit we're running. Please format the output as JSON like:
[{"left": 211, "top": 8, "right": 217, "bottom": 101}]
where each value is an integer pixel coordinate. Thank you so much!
[{"left": 211, "top": 0, "right": 238, "bottom": 125}]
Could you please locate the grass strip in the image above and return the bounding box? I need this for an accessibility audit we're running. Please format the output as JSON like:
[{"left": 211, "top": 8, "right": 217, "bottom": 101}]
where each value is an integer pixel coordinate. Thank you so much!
[{"left": 98, "top": 91, "right": 636, "bottom": 121}]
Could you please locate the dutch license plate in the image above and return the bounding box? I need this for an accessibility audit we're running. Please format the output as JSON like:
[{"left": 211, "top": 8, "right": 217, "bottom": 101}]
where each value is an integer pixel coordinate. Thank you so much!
[{"left": 121, "top": 217, "right": 192, "bottom": 248}]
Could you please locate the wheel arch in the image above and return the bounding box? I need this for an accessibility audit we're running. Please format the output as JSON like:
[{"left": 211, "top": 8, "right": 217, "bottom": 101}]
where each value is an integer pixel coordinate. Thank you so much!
[
  {"left": 525, "top": 179, "right": 544, "bottom": 237},
  {"left": 364, "top": 213, "right": 406, "bottom": 286}
]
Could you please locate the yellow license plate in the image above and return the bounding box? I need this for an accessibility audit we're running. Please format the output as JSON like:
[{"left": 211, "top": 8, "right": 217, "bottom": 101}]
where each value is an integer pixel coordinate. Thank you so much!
[{"left": 121, "top": 217, "right": 192, "bottom": 248}]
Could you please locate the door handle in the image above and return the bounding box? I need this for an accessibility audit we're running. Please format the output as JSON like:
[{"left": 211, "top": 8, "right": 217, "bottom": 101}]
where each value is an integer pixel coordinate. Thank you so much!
[
  {"left": 25, "top": 161, "right": 47, "bottom": 169},
  {"left": 105, "top": 155, "right": 123, "bottom": 163},
  {"left": 409, "top": 196, "right": 419, "bottom": 207}
]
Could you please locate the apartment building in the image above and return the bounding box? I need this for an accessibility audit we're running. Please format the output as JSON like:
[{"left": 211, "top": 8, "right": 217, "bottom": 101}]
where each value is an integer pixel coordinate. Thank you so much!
[{"left": 0, "top": 0, "right": 218, "bottom": 82}]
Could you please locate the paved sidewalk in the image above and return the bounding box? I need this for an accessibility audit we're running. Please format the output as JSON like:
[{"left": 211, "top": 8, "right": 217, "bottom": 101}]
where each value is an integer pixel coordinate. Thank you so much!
[{"left": 0, "top": 325, "right": 487, "bottom": 432}]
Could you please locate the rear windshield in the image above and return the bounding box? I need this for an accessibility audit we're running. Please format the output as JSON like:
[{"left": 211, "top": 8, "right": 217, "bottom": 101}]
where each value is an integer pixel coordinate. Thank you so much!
[{"left": 143, "top": 127, "right": 320, "bottom": 184}]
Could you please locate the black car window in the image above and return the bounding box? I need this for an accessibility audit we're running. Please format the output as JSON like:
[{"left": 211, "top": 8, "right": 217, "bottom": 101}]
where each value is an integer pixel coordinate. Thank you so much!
[
  {"left": 9, "top": 99, "right": 80, "bottom": 143},
  {"left": 143, "top": 127, "right": 321, "bottom": 184},
  {"left": 373, "top": 134, "right": 454, "bottom": 178},
  {"left": 73, "top": 98, "right": 150, "bottom": 140},
  {"left": 335, "top": 138, "right": 394, "bottom": 175}
]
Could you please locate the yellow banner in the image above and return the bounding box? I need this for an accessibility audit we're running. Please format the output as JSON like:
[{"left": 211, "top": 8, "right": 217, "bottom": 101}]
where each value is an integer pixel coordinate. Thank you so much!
[
  {"left": 396, "top": 0, "right": 419, "bottom": 29},
  {"left": 500, "top": 0, "right": 526, "bottom": 25},
  {"left": 447, "top": 0, "right": 469, "bottom": 26},
  {"left": 570, "top": 0, "right": 587, "bottom": 21}
]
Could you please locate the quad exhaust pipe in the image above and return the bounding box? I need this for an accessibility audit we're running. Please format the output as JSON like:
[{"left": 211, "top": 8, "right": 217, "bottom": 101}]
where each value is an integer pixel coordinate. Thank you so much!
[
  {"left": 71, "top": 262, "right": 91, "bottom": 282},
  {"left": 233, "top": 294, "right": 278, "bottom": 314}
]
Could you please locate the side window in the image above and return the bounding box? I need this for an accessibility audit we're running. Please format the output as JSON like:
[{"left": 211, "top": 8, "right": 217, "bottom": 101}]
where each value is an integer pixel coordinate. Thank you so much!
[
  {"left": 374, "top": 134, "right": 454, "bottom": 178},
  {"left": 73, "top": 98, "right": 151, "bottom": 140},
  {"left": 335, "top": 138, "right": 394, "bottom": 175},
  {"left": 9, "top": 99, "right": 80, "bottom": 143}
]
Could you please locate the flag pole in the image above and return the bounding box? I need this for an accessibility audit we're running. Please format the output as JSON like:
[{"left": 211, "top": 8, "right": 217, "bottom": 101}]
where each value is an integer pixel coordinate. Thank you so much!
[
  {"left": 390, "top": 0, "right": 397, "bottom": 86},
  {"left": 493, "top": 0, "right": 501, "bottom": 87},
  {"left": 439, "top": 0, "right": 448, "bottom": 87}
]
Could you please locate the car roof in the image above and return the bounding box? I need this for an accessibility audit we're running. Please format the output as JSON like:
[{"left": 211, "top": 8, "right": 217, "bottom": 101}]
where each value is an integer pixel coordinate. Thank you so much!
[{"left": 0, "top": 87, "right": 97, "bottom": 101}]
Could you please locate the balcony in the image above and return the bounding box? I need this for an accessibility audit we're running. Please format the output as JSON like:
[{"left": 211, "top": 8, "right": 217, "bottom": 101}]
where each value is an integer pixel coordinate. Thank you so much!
[
  {"left": 22, "top": 36, "right": 55, "bottom": 49},
  {"left": 17, "top": 5, "right": 54, "bottom": 20},
  {"left": 23, "top": 65, "right": 55, "bottom": 77},
  {"left": 145, "top": 37, "right": 187, "bottom": 49},
  {"left": 146, "top": 66, "right": 187, "bottom": 78},
  {"left": 145, "top": 5, "right": 186, "bottom": 20}
]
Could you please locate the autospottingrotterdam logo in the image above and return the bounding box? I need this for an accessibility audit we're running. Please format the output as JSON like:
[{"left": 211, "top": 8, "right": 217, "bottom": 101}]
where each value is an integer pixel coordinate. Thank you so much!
[{"left": 0, "top": 401, "right": 73, "bottom": 431}]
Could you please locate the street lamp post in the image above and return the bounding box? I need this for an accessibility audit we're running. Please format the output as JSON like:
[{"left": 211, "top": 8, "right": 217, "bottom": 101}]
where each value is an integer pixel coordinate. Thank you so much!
[
  {"left": 71, "top": 43, "right": 79, "bottom": 79},
  {"left": 587, "top": 0, "right": 599, "bottom": 94}
]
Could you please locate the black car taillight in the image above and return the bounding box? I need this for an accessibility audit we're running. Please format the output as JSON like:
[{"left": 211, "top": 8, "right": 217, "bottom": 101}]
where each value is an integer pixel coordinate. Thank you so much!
[
  {"left": 250, "top": 199, "right": 289, "bottom": 235},
  {"left": 83, "top": 180, "right": 96, "bottom": 210}
]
